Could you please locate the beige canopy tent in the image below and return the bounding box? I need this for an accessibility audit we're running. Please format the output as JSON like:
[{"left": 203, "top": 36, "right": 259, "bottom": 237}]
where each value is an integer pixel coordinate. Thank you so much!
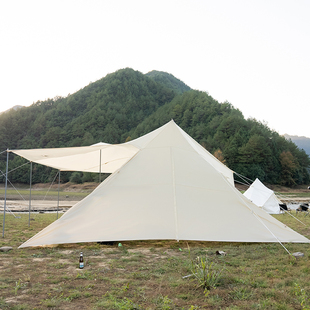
[
  {"left": 11, "top": 124, "right": 234, "bottom": 185},
  {"left": 11, "top": 142, "right": 139, "bottom": 173},
  {"left": 16, "top": 120, "right": 309, "bottom": 248}
]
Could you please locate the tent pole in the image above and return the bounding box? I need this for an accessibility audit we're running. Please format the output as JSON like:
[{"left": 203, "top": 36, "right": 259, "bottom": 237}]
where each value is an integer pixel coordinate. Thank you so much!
[
  {"left": 57, "top": 170, "right": 60, "bottom": 219},
  {"left": 28, "top": 161, "right": 32, "bottom": 227},
  {"left": 2, "top": 149, "right": 9, "bottom": 237},
  {"left": 99, "top": 149, "right": 102, "bottom": 183}
]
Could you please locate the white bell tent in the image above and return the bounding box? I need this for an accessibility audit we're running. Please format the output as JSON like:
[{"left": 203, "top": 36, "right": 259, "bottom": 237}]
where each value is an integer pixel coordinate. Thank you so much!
[
  {"left": 15, "top": 120, "right": 309, "bottom": 248},
  {"left": 243, "top": 178, "right": 282, "bottom": 214}
]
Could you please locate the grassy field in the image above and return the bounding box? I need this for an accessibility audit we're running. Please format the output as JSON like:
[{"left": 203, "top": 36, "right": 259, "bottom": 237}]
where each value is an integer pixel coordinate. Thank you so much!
[
  {"left": 0, "top": 211, "right": 310, "bottom": 309},
  {"left": 0, "top": 189, "right": 88, "bottom": 198},
  {"left": 0, "top": 187, "right": 91, "bottom": 201},
  {"left": 1, "top": 181, "right": 310, "bottom": 202},
  {"left": 280, "top": 192, "right": 310, "bottom": 199}
]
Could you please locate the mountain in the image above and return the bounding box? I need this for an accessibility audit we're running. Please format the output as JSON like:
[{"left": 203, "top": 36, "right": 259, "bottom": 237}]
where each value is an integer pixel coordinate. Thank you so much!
[
  {"left": 0, "top": 68, "right": 309, "bottom": 186},
  {"left": 145, "top": 70, "right": 191, "bottom": 94},
  {"left": 0, "top": 68, "right": 178, "bottom": 149},
  {"left": 0, "top": 105, "right": 24, "bottom": 115},
  {"left": 284, "top": 134, "right": 310, "bottom": 156}
]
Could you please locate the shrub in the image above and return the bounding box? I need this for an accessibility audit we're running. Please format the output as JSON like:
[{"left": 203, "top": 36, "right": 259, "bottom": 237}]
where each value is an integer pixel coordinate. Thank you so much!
[{"left": 70, "top": 172, "right": 83, "bottom": 184}]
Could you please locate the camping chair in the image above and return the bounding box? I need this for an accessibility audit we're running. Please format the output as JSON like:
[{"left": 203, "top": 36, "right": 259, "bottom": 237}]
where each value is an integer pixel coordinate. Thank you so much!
[
  {"left": 279, "top": 203, "right": 289, "bottom": 212},
  {"left": 296, "top": 203, "right": 309, "bottom": 216}
]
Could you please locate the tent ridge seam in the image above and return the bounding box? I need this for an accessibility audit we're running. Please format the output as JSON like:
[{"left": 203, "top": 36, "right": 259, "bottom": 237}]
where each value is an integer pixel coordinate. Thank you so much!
[{"left": 170, "top": 146, "right": 179, "bottom": 241}]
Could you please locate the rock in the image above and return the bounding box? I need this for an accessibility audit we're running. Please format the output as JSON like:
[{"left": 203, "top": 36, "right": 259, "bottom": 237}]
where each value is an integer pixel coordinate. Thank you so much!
[
  {"left": 216, "top": 250, "right": 227, "bottom": 256},
  {"left": 292, "top": 252, "right": 304, "bottom": 258},
  {"left": 0, "top": 246, "right": 13, "bottom": 252}
]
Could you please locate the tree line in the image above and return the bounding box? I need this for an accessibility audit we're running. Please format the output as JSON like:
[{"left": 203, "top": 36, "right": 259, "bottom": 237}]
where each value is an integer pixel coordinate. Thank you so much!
[{"left": 0, "top": 68, "right": 309, "bottom": 187}]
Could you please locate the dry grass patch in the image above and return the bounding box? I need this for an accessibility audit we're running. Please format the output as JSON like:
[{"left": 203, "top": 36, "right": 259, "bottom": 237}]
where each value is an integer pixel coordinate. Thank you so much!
[{"left": 0, "top": 212, "right": 310, "bottom": 309}]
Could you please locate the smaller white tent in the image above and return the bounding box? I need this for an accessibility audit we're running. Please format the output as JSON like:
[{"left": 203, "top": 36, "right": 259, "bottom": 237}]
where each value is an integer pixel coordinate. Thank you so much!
[{"left": 243, "top": 178, "right": 282, "bottom": 214}]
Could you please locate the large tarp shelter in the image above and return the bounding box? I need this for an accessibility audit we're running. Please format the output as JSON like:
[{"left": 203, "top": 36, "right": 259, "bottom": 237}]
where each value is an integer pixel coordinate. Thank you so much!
[
  {"left": 16, "top": 120, "right": 309, "bottom": 248},
  {"left": 11, "top": 126, "right": 234, "bottom": 184},
  {"left": 11, "top": 142, "right": 139, "bottom": 173},
  {"left": 244, "top": 178, "right": 282, "bottom": 214}
]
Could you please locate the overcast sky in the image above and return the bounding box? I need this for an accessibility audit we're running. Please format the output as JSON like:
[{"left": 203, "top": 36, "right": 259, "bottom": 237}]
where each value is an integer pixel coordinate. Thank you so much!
[{"left": 1, "top": 0, "right": 309, "bottom": 137}]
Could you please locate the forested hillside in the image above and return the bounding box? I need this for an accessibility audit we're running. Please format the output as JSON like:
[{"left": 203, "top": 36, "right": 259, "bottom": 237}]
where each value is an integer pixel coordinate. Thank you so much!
[
  {"left": 0, "top": 68, "right": 309, "bottom": 186},
  {"left": 145, "top": 70, "right": 191, "bottom": 94}
]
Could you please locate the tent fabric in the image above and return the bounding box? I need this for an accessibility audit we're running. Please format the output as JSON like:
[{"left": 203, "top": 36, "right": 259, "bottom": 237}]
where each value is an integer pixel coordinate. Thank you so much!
[
  {"left": 125, "top": 122, "right": 235, "bottom": 185},
  {"left": 244, "top": 178, "right": 282, "bottom": 214},
  {"left": 19, "top": 120, "right": 309, "bottom": 248},
  {"left": 10, "top": 122, "right": 234, "bottom": 185},
  {"left": 10, "top": 143, "right": 139, "bottom": 173}
]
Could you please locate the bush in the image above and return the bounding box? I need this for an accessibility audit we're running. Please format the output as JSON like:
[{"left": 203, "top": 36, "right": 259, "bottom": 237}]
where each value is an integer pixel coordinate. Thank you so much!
[
  {"left": 70, "top": 172, "right": 83, "bottom": 184},
  {"left": 188, "top": 246, "right": 224, "bottom": 291}
]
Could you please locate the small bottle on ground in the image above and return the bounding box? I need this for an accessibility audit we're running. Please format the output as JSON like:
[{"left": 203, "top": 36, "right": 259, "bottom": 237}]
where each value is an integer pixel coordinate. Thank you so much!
[{"left": 79, "top": 252, "right": 84, "bottom": 269}]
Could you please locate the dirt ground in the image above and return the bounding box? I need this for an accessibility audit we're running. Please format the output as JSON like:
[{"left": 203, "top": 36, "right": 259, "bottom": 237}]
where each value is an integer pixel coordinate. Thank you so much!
[
  {"left": 0, "top": 200, "right": 77, "bottom": 213},
  {"left": 1, "top": 182, "right": 310, "bottom": 213},
  {"left": 0, "top": 182, "right": 97, "bottom": 212},
  {"left": 1, "top": 183, "right": 310, "bottom": 309}
]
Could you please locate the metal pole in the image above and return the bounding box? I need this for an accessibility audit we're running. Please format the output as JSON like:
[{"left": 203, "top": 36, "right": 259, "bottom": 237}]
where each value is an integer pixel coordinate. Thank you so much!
[
  {"left": 28, "top": 161, "right": 32, "bottom": 227},
  {"left": 2, "top": 149, "right": 9, "bottom": 237},
  {"left": 57, "top": 170, "right": 60, "bottom": 219},
  {"left": 99, "top": 149, "right": 102, "bottom": 183}
]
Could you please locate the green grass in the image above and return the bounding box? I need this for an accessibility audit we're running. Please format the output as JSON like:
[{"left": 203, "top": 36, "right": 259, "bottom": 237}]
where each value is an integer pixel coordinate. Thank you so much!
[
  {"left": 0, "top": 188, "right": 88, "bottom": 198},
  {"left": 0, "top": 212, "right": 309, "bottom": 309},
  {"left": 282, "top": 192, "right": 310, "bottom": 198}
]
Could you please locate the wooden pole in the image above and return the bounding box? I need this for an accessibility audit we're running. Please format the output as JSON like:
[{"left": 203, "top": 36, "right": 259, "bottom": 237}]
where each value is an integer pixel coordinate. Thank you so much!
[
  {"left": 28, "top": 161, "right": 32, "bottom": 227},
  {"left": 57, "top": 170, "right": 60, "bottom": 219},
  {"left": 2, "top": 149, "right": 9, "bottom": 237},
  {"left": 99, "top": 149, "right": 102, "bottom": 183}
]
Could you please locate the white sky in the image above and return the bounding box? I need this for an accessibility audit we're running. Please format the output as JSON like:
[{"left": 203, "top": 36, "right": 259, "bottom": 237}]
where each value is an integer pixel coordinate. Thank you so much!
[{"left": 1, "top": 0, "right": 309, "bottom": 137}]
